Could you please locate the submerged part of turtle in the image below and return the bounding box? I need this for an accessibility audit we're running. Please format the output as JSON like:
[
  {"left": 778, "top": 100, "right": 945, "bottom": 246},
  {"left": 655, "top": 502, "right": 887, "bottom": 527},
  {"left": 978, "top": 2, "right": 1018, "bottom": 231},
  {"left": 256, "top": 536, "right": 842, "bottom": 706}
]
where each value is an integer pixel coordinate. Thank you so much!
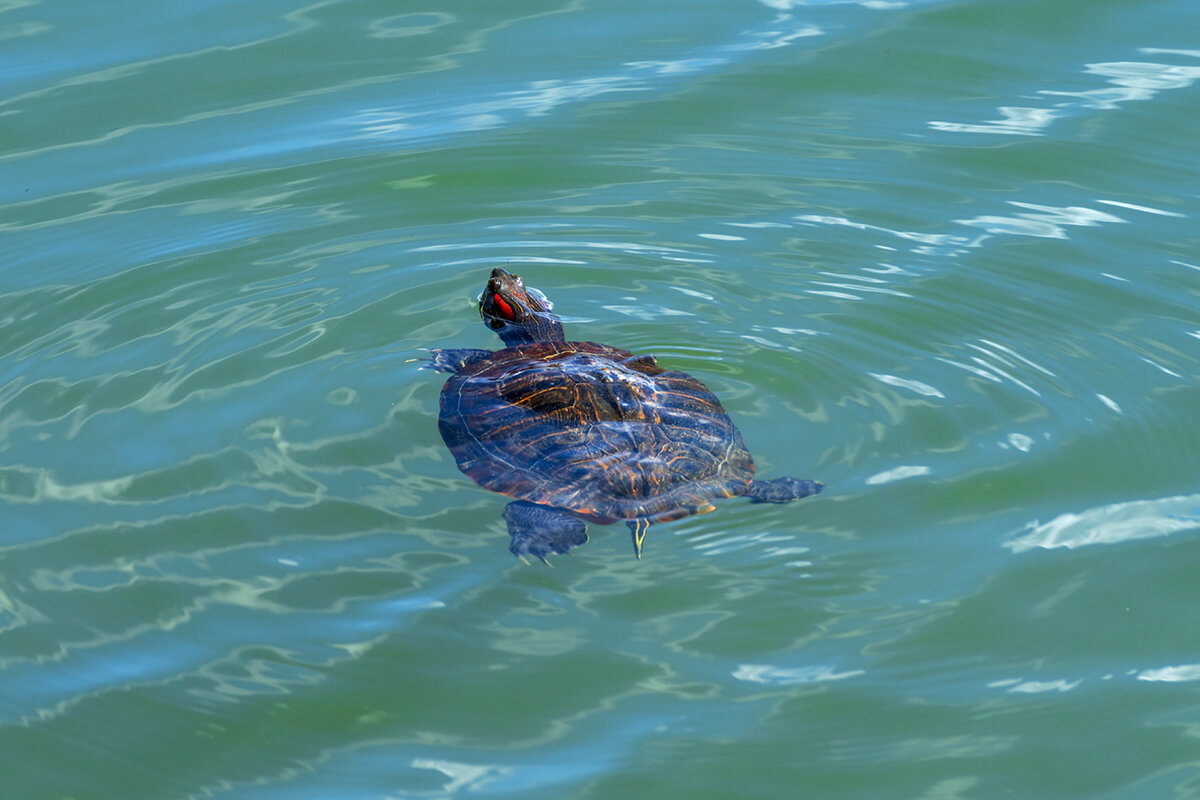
[{"left": 430, "top": 268, "right": 822, "bottom": 563}]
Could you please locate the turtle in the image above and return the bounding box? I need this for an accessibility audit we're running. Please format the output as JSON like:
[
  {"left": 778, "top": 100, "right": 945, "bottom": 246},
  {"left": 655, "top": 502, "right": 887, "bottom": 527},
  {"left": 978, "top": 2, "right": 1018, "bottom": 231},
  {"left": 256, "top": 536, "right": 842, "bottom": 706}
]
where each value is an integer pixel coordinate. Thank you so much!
[{"left": 429, "top": 268, "right": 822, "bottom": 563}]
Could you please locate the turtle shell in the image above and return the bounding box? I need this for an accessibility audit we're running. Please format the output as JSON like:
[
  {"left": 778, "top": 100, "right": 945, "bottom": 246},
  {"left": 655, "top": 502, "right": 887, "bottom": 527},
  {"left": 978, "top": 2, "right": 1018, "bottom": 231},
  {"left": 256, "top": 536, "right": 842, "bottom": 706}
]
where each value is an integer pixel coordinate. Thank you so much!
[{"left": 438, "top": 341, "right": 755, "bottom": 524}]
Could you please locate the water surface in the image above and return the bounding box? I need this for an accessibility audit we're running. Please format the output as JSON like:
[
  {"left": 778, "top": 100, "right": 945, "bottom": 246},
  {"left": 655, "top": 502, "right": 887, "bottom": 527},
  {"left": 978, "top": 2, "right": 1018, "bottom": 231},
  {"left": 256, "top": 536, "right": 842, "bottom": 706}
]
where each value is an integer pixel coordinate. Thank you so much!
[{"left": 3, "top": 0, "right": 1200, "bottom": 797}]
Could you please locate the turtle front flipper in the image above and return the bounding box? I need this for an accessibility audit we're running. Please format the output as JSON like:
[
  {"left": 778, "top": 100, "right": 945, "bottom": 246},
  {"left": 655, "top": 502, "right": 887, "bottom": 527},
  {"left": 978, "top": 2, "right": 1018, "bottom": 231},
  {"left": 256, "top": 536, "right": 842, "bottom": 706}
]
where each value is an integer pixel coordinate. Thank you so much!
[
  {"left": 746, "top": 477, "right": 824, "bottom": 503},
  {"left": 503, "top": 501, "right": 589, "bottom": 564},
  {"left": 428, "top": 348, "right": 493, "bottom": 373}
]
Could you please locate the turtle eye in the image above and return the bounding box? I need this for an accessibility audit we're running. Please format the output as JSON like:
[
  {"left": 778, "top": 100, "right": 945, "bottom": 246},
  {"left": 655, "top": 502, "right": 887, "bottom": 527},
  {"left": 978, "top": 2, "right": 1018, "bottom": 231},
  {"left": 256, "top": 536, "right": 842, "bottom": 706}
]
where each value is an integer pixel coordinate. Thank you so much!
[{"left": 493, "top": 293, "right": 515, "bottom": 320}]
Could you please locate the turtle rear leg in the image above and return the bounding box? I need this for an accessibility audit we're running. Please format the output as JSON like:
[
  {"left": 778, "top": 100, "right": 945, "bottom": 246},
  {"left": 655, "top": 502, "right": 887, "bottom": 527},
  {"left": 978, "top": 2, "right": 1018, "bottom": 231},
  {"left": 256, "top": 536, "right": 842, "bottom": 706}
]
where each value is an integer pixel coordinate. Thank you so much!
[
  {"left": 746, "top": 477, "right": 824, "bottom": 503},
  {"left": 503, "top": 501, "right": 589, "bottom": 564}
]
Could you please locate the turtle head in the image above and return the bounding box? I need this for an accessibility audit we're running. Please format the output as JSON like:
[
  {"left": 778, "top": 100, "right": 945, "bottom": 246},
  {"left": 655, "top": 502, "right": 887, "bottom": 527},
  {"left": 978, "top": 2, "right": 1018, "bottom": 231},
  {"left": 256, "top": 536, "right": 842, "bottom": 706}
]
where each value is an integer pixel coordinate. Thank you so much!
[{"left": 479, "top": 268, "right": 565, "bottom": 345}]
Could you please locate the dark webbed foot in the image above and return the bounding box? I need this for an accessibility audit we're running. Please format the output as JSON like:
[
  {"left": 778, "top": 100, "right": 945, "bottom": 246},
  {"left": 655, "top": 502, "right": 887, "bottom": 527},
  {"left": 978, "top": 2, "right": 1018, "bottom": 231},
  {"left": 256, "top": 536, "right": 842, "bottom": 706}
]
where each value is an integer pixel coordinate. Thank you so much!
[
  {"left": 503, "top": 501, "right": 589, "bottom": 564},
  {"left": 427, "top": 348, "right": 493, "bottom": 373},
  {"left": 746, "top": 477, "right": 824, "bottom": 503}
]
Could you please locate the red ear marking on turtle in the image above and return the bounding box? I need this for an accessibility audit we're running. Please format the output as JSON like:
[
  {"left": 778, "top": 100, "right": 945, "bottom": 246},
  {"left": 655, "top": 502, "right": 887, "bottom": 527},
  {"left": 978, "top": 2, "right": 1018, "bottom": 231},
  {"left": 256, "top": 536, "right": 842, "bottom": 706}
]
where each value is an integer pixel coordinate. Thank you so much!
[{"left": 494, "top": 293, "right": 515, "bottom": 319}]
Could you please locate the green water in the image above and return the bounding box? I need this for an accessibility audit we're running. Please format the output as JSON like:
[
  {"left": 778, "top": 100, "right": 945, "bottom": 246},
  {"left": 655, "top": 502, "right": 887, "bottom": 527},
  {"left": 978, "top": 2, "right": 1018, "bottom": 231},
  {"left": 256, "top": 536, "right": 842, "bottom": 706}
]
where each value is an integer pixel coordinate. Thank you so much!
[{"left": 4, "top": 0, "right": 1200, "bottom": 797}]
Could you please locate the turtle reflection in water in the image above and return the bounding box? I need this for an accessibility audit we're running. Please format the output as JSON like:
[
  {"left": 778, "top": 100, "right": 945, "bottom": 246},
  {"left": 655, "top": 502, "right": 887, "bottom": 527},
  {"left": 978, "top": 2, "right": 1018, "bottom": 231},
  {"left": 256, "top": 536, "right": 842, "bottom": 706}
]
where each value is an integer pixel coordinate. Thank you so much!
[{"left": 430, "top": 268, "right": 822, "bottom": 563}]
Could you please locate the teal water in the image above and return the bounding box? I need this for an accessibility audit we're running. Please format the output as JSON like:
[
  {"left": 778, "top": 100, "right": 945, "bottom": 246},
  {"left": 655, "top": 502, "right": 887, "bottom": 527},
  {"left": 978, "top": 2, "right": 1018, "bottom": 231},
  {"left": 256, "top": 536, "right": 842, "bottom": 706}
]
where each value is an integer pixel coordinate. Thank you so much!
[{"left": 3, "top": 0, "right": 1200, "bottom": 797}]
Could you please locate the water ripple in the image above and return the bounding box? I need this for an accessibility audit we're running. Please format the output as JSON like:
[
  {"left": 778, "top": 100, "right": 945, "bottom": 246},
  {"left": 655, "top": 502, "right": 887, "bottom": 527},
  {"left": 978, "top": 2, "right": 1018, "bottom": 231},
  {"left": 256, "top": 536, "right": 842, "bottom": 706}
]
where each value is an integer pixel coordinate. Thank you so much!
[
  {"left": 931, "top": 47, "right": 1200, "bottom": 136},
  {"left": 4, "top": 0, "right": 1200, "bottom": 797},
  {"left": 1006, "top": 494, "right": 1200, "bottom": 553}
]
